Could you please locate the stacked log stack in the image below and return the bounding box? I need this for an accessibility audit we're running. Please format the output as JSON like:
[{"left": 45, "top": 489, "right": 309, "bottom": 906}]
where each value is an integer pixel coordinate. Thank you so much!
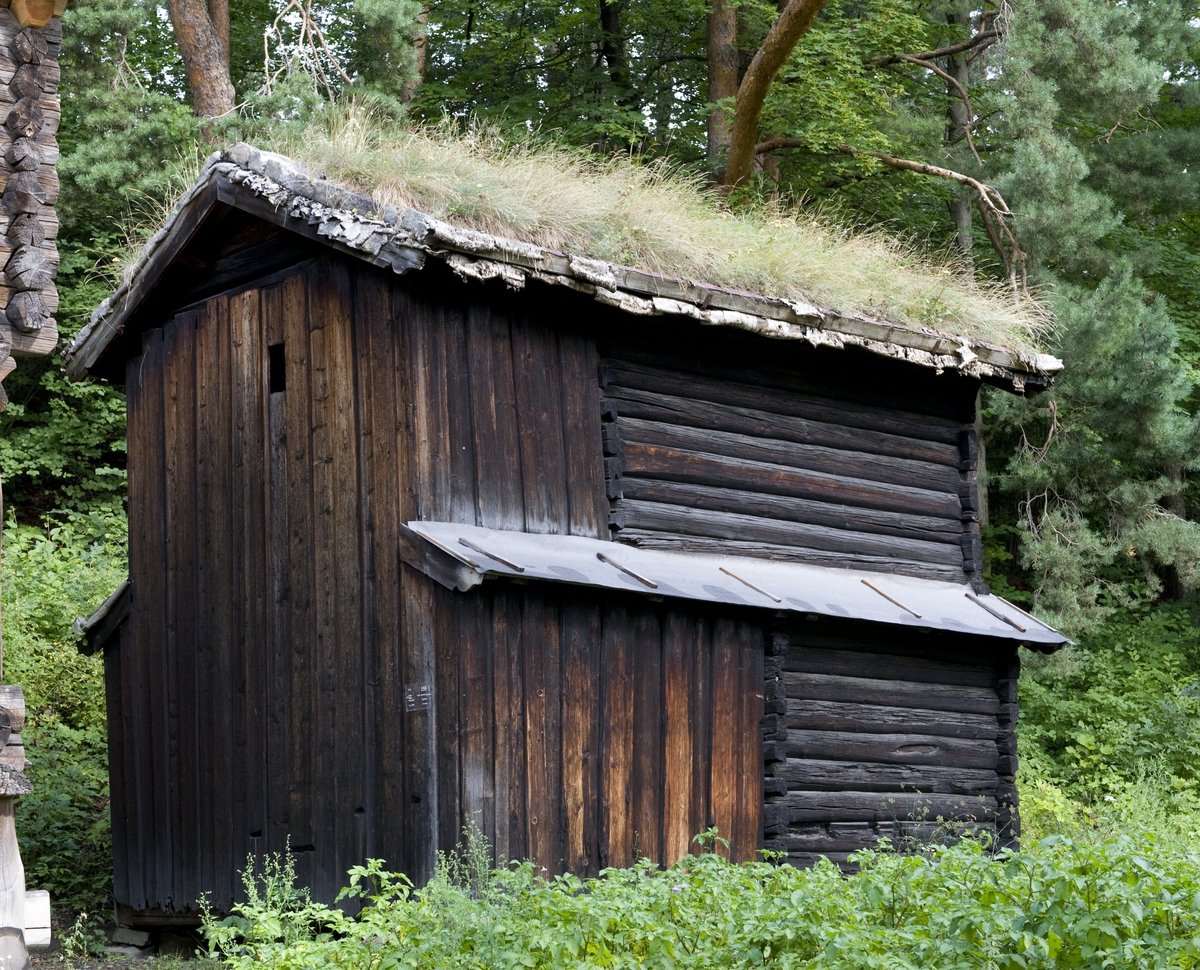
[
  {"left": 0, "top": 2, "right": 65, "bottom": 965},
  {"left": 0, "top": 0, "right": 65, "bottom": 408}
]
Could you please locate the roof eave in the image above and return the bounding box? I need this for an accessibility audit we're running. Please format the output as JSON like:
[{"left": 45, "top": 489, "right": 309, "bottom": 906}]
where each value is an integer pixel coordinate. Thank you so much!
[{"left": 66, "top": 144, "right": 1063, "bottom": 392}]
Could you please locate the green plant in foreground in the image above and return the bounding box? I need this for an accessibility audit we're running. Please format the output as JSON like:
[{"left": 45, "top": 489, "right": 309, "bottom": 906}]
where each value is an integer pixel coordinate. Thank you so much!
[
  {"left": 202, "top": 827, "right": 1200, "bottom": 970},
  {"left": 59, "top": 910, "right": 109, "bottom": 960}
]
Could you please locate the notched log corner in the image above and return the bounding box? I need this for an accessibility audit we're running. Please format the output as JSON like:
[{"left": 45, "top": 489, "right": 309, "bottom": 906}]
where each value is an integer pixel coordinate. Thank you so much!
[{"left": 0, "top": 764, "right": 29, "bottom": 797}]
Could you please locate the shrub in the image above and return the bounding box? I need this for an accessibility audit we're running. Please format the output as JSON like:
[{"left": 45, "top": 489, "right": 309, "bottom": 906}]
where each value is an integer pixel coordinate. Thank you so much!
[
  {"left": 1, "top": 510, "right": 126, "bottom": 912},
  {"left": 1019, "top": 597, "right": 1200, "bottom": 804},
  {"left": 204, "top": 827, "right": 1200, "bottom": 970}
]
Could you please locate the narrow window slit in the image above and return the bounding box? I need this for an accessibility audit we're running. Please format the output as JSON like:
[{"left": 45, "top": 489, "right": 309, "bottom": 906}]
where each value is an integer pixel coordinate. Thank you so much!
[{"left": 269, "top": 342, "right": 286, "bottom": 393}]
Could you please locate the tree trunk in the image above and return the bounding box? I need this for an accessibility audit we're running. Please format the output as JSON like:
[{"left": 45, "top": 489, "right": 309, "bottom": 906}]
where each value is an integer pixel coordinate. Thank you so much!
[
  {"left": 401, "top": 6, "right": 430, "bottom": 104},
  {"left": 208, "top": 0, "right": 229, "bottom": 61},
  {"left": 945, "top": 6, "right": 973, "bottom": 255},
  {"left": 707, "top": 0, "right": 738, "bottom": 173},
  {"left": 168, "top": 0, "right": 235, "bottom": 118},
  {"left": 724, "top": 0, "right": 830, "bottom": 187},
  {"left": 600, "top": 0, "right": 629, "bottom": 91},
  {"left": 1161, "top": 463, "right": 1190, "bottom": 599}
]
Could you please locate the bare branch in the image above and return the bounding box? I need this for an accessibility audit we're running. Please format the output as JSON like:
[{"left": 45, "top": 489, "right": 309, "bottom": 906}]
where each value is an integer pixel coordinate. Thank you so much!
[
  {"left": 752, "top": 138, "right": 1027, "bottom": 290},
  {"left": 753, "top": 135, "right": 813, "bottom": 154},
  {"left": 888, "top": 53, "right": 981, "bottom": 165},
  {"left": 873, "top": 29, "right": 999, "bottom": 67},
  {"left": 263, "top": 0, "right": 353, "bottom": 100},
  {"left": 855, "top": 148, "right": 1025, "bottom": 290}
]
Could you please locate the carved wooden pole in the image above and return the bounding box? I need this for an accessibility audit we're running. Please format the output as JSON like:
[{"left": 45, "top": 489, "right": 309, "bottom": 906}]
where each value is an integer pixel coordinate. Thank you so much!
[
  {"left": 0, "top": 688, "right": 31, "bottom": 970},
  {"left": 0, "top": 0, "right": 66, "bottom": 964}
]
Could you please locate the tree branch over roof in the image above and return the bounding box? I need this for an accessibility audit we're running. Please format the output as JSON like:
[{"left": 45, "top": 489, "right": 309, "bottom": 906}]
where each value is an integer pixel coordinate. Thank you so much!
[
  {"left": 754, "top": 138, "right": 1027, "bottom": 289},
  {"left": 723, "top": 0, "right": 831, "bottom": 187}
]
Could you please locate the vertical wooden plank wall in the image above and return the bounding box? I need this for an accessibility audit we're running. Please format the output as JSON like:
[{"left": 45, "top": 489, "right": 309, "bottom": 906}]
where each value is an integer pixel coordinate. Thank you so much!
[
  {"left": 111, "top": 257, "right": 618, "bottom": 912},
  {"left": 427, "top": 578, "right": 764, "bottom": 875},
  {"left": 400, "top": 276, "right": 608, "bottom": 538}
]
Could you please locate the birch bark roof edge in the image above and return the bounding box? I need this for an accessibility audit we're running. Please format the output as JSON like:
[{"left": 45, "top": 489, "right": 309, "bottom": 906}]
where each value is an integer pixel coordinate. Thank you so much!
[{"left": 65, "top": 143, "right": 1064, "bottom": 395}]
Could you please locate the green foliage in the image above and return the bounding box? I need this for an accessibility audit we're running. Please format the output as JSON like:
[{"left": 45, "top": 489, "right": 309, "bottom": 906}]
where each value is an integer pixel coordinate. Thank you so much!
[
  {"left": 59, "top": 909, "right": 112, "bottom": 959},
  {"left": 1, "top": 511, "right": 127, "bottom": 912},
  {"left": 203, "top": 828, "right": 1200, "bottom": 970},
  {"left": 989, "top": 268, "right": 1200, "bottom": 632},
  {"left": 1019, "top": 598, "right": 1200, "bottom": 805},
  {"left": 414, "top": 0, "right": 709, "bottom": 153},
  {"left": 974, "top": 2, "right": 1200, "bottom": 630},
  {"left": 258, "top": 0, "right": 423, "bottom": 110}
]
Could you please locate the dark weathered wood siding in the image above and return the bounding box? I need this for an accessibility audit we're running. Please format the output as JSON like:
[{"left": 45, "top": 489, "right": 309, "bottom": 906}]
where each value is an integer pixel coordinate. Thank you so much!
[
  {"left": 113, "top": 254, "right": 763, "bottom": 913},
  {"left": 601, "top": 345, "right": 983, "bottom": 582},
  {"left": 110, "top": 238, "right": 1010, "bottom": 918},
  {"left": 409, "top": 573, "right": 764, "bottom": 877},
  {"left": 762, "top": 621, "right": 1019, "bottom": 867}
]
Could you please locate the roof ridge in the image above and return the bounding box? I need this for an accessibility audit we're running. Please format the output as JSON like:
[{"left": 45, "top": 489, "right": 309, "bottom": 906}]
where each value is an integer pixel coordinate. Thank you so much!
[{"left": 66, "top": 143, "right": 1063, "bottom": 391}]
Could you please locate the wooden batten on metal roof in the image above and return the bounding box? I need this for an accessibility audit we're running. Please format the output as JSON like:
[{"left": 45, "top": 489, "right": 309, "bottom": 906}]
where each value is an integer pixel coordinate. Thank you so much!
[{"left": 66, "top": 144, "right": 1063, "bottom": 394}]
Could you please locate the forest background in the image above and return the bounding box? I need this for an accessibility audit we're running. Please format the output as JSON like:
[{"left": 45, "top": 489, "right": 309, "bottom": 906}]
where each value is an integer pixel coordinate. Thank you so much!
[{"left": 5, "top": 0, "right": 1200, "bottom": 918}]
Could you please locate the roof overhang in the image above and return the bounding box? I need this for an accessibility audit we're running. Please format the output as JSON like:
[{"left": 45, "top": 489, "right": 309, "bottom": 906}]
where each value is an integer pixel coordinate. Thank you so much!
[
  {"left": 66, "top": 144, "right": 1062, "bottom": 393},
  {"left": 72, "top": 531, "right": 1069, "bottom": 653},
  {"left": 401, "top": 522, "right": 1068, "bottom": 650},
  {"left": 73, "top": 577, "right": 129, "bottom": 655}
]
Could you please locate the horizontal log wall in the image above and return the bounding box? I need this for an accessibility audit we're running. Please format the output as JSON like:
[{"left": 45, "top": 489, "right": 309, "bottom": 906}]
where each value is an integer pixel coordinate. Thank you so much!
[
  {"left": 600, "top": 346, "right": 983, "bottom": 582},
  {"left": 762, "top": 622, "right": 1019, "bottom": 868}
]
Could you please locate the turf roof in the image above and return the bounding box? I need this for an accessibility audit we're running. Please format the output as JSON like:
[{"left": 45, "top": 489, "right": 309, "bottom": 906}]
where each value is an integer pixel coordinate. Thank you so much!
[{"left": 69, "top": 108, "right": 1062, "bottom": 387}]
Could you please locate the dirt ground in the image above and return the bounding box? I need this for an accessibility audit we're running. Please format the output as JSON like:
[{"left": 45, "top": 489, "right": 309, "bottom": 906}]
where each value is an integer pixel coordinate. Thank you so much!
[{"left": 27, "top": 910, "right": 213, "bottom": 970}]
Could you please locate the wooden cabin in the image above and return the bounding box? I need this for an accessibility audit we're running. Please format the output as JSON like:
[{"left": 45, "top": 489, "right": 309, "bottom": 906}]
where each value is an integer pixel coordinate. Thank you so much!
[{"left": 69, "top": 144, "right": 1067, "bottom": 922}]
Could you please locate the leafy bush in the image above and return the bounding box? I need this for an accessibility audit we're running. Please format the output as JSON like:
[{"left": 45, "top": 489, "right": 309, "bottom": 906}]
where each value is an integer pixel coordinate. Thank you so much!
[
  {"left": 203, "top": 828, "right": 1200, "bottom": 970},
  {"left": 1019, "top": 597, "right": 1200, "bottom": 805},
  {"left": 1, "top": 510, "right": 127, "bottom": 911}
]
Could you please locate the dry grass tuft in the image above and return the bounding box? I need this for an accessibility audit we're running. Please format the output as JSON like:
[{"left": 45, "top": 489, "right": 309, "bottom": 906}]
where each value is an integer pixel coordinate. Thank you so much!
[{"left": 256, "top": 104, "right": 1046, "bottom": 350}]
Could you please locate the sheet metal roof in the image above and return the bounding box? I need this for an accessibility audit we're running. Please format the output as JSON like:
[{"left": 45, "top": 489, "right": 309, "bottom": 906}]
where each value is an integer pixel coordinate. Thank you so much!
[{"left": 405, "top": 522, "right": 1067, "bottom": 649}]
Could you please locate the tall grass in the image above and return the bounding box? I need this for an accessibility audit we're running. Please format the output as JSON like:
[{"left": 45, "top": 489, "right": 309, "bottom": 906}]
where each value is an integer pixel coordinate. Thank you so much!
[{"left": 247, "top": 103, "right": 1046, "bottom": 350}]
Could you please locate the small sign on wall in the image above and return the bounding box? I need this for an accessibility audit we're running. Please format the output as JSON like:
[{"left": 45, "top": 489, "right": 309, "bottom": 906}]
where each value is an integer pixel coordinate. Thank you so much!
[{"left": 404, "top": 684, "right": 432, "bottom": 712}]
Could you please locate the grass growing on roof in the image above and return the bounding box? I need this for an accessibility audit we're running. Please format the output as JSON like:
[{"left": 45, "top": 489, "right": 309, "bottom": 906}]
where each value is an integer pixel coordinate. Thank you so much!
[{"left": 255, "top": 102, "right": 1046, "bottom": 351}]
